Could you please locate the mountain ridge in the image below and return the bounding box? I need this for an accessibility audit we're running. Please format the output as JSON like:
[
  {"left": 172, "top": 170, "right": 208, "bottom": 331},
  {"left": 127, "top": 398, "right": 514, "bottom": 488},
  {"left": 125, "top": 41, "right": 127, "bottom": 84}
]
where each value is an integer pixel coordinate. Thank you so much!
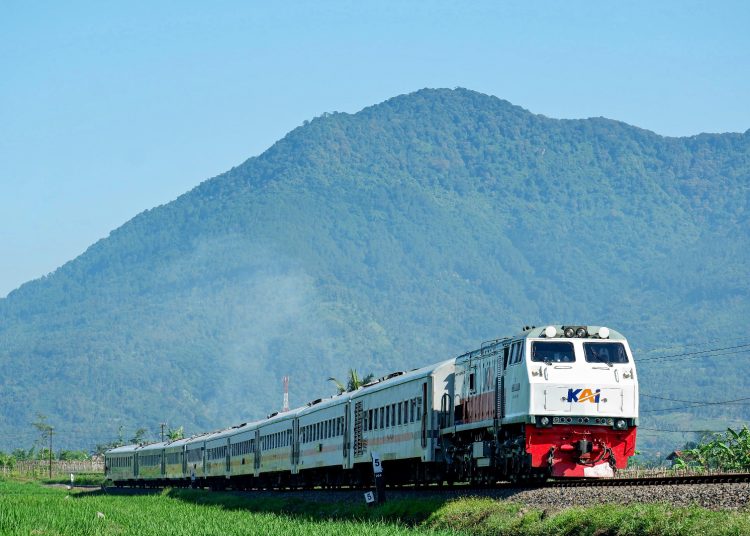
[{"left": 1, "top": 88, "right": 747, "bottom": 456}]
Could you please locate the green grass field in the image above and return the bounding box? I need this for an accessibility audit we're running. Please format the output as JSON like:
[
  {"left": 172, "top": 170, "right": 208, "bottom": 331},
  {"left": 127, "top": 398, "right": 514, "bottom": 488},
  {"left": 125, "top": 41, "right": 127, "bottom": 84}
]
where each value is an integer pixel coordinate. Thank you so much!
[{"left": 1, "top": 479, "right": 749, "bottom": 536}]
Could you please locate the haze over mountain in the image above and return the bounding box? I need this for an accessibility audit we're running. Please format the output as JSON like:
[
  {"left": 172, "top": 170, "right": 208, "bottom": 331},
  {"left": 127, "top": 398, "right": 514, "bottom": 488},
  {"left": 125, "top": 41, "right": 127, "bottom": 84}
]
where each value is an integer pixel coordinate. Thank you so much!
[{"left": 1, "top": 89, "right": 748, "bottom": 456}]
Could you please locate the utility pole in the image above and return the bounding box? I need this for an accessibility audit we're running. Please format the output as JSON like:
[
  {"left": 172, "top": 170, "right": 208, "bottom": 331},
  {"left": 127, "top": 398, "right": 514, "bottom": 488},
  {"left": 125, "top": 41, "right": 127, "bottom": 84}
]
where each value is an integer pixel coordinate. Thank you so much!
[
  {"left": 282, "top": 376, "right": 289, "bottom": 412},
  {"left": 48, "top": 427, "right": 54, "bottom": 480},
  {"left": 160, "top": 423, "right": 166, "bottom": 442}
]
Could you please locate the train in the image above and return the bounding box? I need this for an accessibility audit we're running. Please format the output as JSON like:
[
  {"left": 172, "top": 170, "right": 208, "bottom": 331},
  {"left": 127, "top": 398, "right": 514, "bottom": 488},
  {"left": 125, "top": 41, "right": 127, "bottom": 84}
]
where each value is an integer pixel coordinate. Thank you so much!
[{"left": 105, "top": 324, "right": 638, "bottom": 488}]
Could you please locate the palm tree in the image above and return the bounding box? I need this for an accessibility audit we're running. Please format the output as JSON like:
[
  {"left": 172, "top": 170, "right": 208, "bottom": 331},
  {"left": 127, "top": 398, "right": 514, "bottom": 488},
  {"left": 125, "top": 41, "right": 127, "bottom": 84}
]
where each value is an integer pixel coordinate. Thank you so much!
[
  {"left": 167, "top": 426, "right": 184, "bottom": 441},
  {"left": 329, "top": 369, "right": 375, "bottom": 394}
]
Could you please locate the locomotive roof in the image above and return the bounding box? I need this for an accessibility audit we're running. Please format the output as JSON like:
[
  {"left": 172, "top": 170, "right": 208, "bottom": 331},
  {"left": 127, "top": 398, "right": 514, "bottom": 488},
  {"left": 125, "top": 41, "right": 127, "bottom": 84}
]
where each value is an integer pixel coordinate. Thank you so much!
[{"left": 524, "top": 325, "right": 626, "bottom": 340}]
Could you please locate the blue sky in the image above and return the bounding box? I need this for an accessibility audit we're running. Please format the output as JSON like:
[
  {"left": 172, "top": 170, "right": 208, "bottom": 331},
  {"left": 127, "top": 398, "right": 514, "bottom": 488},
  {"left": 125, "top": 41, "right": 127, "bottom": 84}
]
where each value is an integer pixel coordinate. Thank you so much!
[{"left": 1, "top": 1, "right": 748, "bottom": 297}]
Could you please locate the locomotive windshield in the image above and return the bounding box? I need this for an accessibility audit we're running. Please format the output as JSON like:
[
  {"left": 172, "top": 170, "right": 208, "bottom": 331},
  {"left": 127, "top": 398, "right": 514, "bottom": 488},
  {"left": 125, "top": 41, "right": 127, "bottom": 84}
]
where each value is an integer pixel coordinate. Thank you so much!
[
  {"left": 531, "top": 341, "right": 575, "bottom": 363},
  {"left": 584, "top": 342, "right": 629, "bottom": 364}
]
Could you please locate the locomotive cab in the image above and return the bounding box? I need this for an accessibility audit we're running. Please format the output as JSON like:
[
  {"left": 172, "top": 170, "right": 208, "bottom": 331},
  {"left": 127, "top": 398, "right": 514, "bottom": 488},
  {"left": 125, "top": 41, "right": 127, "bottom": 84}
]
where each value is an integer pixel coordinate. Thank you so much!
[{"left": 524, "top": 325, "right": 638, "bottom": 477}]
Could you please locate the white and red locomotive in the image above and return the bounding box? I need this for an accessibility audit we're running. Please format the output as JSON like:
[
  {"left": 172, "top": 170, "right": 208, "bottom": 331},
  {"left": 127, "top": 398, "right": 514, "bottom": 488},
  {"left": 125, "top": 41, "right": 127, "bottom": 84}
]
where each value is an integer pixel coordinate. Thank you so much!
[
  {"left": 105, "top": 325, "right": 637, "bottom": 487},
  {"left": 446, "top": 324, "right": 637, "bottom": 481}
]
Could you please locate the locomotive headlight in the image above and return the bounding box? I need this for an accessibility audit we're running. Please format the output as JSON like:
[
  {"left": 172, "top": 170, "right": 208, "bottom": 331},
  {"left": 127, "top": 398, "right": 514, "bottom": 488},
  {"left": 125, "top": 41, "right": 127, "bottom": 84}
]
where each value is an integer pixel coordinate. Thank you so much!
[
  {"left": 540, "top": 416, "right": 550, "bottom": 426},
  {"left": 599, "top": 326, "right": 610, "bottom": 339},
  {"left": 575, "top": 327, "right": 588, "bottom": 338},
  {"left": 544, "top": 325, "right": 557, "bottom": 338},
  {"left": 614, "top": 419, "right": 627, "bottom": 430},
  {"left": 564, "top": 327, "right": 576, "bottom": 338}
]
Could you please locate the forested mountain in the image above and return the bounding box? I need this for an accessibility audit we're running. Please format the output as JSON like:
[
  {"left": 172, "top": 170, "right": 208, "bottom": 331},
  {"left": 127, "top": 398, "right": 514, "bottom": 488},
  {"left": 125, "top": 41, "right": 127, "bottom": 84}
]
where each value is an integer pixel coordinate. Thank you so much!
[{"left": 1, "top": 88, "right": 748, "bottom": 457}]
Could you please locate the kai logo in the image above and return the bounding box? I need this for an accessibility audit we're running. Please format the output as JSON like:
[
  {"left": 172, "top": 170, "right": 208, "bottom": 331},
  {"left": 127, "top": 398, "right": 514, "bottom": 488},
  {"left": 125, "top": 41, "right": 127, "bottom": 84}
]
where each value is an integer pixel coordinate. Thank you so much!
[{"left": 567, "top": 388, "right": 601, "bottom": 403}]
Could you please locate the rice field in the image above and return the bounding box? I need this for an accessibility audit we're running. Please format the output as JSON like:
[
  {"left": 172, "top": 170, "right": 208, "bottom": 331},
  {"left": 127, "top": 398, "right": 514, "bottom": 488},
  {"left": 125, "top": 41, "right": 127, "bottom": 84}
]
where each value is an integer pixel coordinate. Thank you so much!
[
  {"left": 0, "top": 480, "right": 450, "bottom": 536},
  {"left": 2, "top": 479, "right": 749, "bottom": 536}
]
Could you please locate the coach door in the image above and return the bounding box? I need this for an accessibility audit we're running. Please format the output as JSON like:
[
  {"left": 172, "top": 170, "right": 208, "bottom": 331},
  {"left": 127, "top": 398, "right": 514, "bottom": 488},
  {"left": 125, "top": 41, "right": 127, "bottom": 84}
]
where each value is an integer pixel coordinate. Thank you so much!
[
  {"left": 253, "top": 430, "right": 261, "bottom": 474},
  {"left": 291, "top": 419, "right": 300, "bottom": 473},
  {"left": 225, "top": 438, "right": 231, "bottom": 475},
  {"left": 343, "top": 402, "right": 350, "bottom": 468},
  {"left": 421, "top": 381, "right": 428, "bottom": 449},
  {"left": 134, "top": 453, "right": 139, "bottom": 478}
]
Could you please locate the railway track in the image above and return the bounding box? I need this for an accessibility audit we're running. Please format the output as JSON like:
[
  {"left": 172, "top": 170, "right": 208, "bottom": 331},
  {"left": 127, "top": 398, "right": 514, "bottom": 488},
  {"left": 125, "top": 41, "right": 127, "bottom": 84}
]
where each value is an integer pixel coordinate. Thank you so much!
[
  {"left": 97, "top": 473, "right": 750, "bottom": 511},
  {"left": 541, "top": 472, "right": 750, "bottom": 488},
  {"left": 103, "top": 472, "right": 750, "bottom": 492}
]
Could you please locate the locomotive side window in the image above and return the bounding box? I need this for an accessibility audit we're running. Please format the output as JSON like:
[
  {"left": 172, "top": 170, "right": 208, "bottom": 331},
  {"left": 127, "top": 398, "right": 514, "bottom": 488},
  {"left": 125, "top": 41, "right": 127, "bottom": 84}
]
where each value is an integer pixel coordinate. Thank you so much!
[
  {"left": 584, "top": 342, "right": 629, "bottom": 364},
  {"left": 531, "top": 341, "right": 575, "bottom": 363}
]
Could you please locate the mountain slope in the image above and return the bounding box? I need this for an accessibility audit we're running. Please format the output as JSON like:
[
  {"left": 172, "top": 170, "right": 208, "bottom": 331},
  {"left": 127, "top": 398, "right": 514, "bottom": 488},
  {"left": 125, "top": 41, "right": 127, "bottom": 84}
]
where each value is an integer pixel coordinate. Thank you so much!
[{"left": 1, "top": 89, "right": 748, "bottom": 456}]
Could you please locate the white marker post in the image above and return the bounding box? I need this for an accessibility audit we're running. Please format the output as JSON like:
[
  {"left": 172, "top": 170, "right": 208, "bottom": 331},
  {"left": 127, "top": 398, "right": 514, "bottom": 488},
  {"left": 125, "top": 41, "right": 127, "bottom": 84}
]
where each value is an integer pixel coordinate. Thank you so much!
[{"left": 371, "top": 452, "right": 386, "bottom": 504}]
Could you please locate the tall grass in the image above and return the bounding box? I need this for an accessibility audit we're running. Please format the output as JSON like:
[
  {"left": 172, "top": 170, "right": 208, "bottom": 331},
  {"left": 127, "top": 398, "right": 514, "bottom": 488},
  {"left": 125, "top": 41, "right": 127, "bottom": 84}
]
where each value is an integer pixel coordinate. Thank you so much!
[
  {"left": 0, "top": 480, "right": 450, "bottom": 535},
  {"left": 2, "top": 479, "right": 749, "bottom": 535}
]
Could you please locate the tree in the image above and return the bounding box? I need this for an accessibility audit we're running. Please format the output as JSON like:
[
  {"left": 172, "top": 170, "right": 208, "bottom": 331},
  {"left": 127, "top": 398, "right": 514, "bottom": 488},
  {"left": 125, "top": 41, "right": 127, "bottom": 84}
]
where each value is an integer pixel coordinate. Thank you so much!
[
  {"left": 31, "top": 414, "right": 53, "bottom": 452},
  {"left": 674, "top": 426, "right": 750, "bottom": 471},
  {"left": 329, "top": 369, "right": 375, "bottom": 394},
  {"left": 130, "top": 428, "right": 147, "bottom": 445},
  {"left": 58, "top": 450, "right": 90, "bottom": 461},
  {"left": 167, "top": 426, "right": 184, "bottom": 441}
]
